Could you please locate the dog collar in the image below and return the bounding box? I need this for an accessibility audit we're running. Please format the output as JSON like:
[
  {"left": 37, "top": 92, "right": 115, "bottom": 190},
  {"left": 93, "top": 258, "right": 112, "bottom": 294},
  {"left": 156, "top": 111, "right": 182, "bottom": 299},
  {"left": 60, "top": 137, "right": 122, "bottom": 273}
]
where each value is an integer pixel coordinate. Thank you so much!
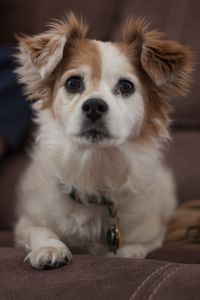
[{"left": 68, "top": 187, "right": 121, "bottom": 254}]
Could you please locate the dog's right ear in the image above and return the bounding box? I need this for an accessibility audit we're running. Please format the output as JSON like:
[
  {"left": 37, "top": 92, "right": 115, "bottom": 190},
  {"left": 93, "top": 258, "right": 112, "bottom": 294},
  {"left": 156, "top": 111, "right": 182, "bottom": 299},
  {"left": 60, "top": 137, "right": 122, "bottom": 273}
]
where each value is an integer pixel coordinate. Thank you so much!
[
  {"left": 15, "top": 13, "right": 88, "bottom": 104},
  {"left": 123, "top": 18, "right": 193, "bottom": 97}
]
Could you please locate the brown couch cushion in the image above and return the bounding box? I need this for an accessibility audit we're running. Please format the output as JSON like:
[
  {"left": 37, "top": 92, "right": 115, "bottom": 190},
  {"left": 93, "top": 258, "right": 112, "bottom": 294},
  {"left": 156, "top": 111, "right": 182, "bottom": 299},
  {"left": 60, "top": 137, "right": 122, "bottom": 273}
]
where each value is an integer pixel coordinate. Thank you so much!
[
  {"left": 166, "top": 130, "right": 200, "bottom": 203},
  {"left": 1, "top": 243, "right": 200, "bottom": 300},
  {"left": 0, "top": 0, "right": 118, "bottom": 43},
  {"left": 0, "top": 230, "right": 13, "bottom": 247},
  {"left": 148, "top": 243, "right": 200, "bottom": 264}
]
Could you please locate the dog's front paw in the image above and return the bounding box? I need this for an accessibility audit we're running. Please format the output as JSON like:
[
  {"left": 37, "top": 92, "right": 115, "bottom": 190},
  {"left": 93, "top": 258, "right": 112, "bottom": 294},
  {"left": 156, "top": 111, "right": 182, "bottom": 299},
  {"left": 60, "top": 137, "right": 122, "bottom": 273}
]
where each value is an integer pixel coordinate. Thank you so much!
[{"left": 25, "top": 244, "right": 72, "bottom": 270}]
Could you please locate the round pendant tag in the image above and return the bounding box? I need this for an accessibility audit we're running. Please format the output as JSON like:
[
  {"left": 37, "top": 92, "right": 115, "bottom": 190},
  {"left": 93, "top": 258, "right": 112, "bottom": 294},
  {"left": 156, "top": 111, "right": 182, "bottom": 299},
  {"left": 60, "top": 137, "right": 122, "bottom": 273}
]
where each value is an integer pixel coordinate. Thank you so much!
[{"left": 107, "top": 224, "right": 121, "bottom": 253}]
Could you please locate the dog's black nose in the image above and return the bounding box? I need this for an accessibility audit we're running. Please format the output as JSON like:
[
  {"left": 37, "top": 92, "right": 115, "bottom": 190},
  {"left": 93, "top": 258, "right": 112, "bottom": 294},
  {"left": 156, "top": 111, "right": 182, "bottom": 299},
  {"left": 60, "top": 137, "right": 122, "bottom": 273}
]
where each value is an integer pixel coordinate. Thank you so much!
[{"left": 82, "top": 98, "right": 108, "bottom": 122}]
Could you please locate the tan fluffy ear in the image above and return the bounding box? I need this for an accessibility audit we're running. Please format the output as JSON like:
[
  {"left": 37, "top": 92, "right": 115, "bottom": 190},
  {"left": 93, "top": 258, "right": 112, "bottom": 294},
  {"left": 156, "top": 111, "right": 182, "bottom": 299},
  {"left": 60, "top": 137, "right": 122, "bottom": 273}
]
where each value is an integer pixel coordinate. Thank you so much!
[
  {"left": 15, "top": 13, "right": 88, "bottom": 103},
  {"left": 123, "top": 18, "right": 193, "bottom": 96},
  {"left": 141, "top": 32, "right": 193, "bottom": 96},
  {"left": 20, "top": 33, "right": 67, "bottom": 80}
]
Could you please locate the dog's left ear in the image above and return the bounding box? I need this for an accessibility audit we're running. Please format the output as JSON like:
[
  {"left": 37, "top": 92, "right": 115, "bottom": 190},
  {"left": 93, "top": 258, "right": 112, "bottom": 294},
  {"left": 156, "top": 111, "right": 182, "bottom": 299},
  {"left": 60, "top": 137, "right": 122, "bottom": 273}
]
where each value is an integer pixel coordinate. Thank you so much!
[
  {"left": 15, "top": 13, "right": 88, "bottom": 105},
  {"left": 17, "top": 13, "right": 87, "bottom": 80},
  {"left": 123, "top": 18, "right": 193, "bottom": 96}
]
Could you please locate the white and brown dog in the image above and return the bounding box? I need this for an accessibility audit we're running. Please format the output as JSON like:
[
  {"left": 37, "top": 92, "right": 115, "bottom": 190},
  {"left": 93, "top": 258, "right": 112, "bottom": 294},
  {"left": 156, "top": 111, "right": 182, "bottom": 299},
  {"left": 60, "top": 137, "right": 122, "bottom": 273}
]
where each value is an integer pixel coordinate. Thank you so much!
[{"left": 14, "top": 13, "right": 193, "bottom": 269}]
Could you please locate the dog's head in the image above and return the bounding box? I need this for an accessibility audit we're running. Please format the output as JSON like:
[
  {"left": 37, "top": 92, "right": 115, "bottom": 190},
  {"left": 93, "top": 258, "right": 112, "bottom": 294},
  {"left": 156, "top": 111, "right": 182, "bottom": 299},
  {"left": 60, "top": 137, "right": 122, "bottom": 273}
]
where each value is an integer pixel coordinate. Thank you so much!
[{"left": 16, "top": 13, "right": 193, "bottom": 147}]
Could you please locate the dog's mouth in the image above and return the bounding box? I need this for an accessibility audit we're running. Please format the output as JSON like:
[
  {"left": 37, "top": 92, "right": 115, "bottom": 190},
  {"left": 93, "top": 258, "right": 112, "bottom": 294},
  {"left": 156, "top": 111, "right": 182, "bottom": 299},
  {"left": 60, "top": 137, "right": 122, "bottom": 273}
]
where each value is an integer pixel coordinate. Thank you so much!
[
  {"left": 79, "top": 122, "right": 110, "bottom": 144},
  {"left": 81, "top": 128, "right": 110, "bottom": 143}
]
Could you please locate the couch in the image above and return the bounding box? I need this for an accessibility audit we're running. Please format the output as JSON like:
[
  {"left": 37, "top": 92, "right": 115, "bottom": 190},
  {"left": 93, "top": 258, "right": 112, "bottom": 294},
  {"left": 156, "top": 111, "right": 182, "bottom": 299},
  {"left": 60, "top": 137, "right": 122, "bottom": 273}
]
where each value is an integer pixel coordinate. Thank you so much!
[{"left": 0, "top": 0, "right": 200, "bottom": 299}]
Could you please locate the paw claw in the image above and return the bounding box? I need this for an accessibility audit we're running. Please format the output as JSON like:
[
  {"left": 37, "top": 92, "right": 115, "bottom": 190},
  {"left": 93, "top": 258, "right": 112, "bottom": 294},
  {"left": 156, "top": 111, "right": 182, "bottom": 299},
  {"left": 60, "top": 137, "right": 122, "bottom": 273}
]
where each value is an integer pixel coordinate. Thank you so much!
[{"left": 25, "top": 245, "right": 72, "bottom": 269}]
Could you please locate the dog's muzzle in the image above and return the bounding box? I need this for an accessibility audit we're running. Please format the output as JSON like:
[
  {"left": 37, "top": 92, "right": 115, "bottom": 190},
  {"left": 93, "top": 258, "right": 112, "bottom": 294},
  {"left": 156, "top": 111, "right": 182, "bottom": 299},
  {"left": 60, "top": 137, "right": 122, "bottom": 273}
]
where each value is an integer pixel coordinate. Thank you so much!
[{"left": 80, "top": 98, "right": 110, "bottom": 143}]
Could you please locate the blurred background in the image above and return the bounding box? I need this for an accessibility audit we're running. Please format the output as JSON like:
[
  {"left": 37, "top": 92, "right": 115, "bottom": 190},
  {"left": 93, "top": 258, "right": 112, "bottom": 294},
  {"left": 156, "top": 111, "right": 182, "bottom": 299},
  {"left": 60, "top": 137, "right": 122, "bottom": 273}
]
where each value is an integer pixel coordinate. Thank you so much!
[{"left": 0, "top": 0, "right": 199, "bottom": 229}]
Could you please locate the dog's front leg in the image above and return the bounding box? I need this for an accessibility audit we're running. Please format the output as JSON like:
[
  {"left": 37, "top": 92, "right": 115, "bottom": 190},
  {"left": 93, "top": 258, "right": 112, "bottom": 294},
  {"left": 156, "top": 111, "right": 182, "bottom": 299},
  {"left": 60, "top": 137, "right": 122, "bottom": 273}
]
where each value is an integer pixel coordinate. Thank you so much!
[
  {"left": 15, "top": 218, "right": 72, "bottom": 269},
  {"left": 106, "top": 217, "right": 165, "bottom": 259},
  {"left": 107, "top": 237, "right": 163, "bottom": 259}
]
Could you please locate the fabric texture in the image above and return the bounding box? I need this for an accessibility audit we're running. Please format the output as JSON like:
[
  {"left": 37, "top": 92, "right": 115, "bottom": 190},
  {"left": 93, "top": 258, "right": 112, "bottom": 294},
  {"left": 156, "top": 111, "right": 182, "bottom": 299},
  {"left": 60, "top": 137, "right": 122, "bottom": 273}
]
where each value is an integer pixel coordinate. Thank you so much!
[{"left": 1, "top": 232, "right": 200, "bottom": 300}]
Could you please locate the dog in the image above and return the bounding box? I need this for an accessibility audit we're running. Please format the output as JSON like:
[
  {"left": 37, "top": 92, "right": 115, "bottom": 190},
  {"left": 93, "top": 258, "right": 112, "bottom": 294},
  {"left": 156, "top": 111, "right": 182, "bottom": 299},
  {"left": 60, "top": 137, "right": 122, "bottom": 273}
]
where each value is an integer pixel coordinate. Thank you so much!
[{"left": 14, "top": 13, "right": 193, "bottom": 269}]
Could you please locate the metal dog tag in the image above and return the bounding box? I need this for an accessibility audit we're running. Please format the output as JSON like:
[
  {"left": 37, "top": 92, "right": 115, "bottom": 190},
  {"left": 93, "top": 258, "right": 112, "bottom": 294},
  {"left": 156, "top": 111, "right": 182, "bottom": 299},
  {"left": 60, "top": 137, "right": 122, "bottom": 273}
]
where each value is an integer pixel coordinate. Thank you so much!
[{"left": 107, "top": 224, "right": 121, "bottom": 254}]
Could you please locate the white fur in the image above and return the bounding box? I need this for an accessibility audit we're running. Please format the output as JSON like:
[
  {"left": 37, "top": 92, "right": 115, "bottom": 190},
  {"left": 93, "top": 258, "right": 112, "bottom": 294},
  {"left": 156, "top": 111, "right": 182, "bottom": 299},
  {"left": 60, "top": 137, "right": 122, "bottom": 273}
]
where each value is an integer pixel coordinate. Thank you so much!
[{"left": 15, "top": 41, "right": 176, "bottom": 269}]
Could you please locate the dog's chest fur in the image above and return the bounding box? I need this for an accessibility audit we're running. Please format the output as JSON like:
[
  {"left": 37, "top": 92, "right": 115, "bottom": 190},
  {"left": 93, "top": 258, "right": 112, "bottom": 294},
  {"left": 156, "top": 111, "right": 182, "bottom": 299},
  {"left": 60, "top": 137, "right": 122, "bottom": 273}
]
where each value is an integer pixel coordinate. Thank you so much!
[
  {"left": 42, "top": 146, "right": 129, "bottom": 252},
  {"left": 35, "top": 141, "right": 158, "bottom": 254}
]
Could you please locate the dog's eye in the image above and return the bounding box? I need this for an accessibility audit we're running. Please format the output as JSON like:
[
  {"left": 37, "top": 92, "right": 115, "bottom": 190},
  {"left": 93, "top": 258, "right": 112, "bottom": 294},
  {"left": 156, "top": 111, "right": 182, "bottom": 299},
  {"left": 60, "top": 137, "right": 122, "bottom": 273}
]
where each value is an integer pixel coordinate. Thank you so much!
[
  {"left": 115, "top": 79, "right": 135, "bottom": 96},
  {"left": 65, "top": 76, "right": 84, "bottom": 93}
]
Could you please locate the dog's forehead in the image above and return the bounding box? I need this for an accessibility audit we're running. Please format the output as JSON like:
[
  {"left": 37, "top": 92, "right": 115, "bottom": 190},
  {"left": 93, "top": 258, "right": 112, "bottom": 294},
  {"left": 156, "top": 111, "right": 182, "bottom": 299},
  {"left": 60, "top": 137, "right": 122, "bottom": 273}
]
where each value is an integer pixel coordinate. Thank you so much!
[
  {"left": 94, "top": 40, "right": 133, "bottom": 76},
  {"left": 63, "top": 39, "right": 133, "bottom": 79}
]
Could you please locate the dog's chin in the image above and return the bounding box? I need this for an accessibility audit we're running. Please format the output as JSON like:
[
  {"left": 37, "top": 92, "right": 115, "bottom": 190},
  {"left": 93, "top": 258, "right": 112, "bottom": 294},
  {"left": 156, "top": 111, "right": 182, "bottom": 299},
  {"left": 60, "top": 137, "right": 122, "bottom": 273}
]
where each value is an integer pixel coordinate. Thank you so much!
[
  {"left": 80, "top": 128, "right": 110, "bottom": 145},
  {"left": 84, "top": 127, "right": 109, "bottom": 140},
  {"left": 70, "top": 127, "right": 118, "bottom": 147}
]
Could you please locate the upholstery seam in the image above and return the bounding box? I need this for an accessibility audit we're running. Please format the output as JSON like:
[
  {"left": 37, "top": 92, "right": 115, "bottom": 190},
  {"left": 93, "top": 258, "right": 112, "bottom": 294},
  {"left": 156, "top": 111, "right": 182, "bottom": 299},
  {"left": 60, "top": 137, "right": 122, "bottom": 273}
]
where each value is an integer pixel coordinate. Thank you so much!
[
  {"left": 129, "top": 263, "right": 172, "bottom": 300},
  {"left": 148, "top": 265, "right": 186, "bottom": 300}
]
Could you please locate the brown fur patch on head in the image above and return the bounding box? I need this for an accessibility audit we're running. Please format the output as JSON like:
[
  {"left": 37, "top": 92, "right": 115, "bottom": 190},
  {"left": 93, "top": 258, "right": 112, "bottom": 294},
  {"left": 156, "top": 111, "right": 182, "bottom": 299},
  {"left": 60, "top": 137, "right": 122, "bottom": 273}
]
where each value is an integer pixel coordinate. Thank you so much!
[
  {"left": 50, "top": 39, "right": 101, "bottom": 114},
  {"left": 121, "top": 17, "right": 194, "bottom": 140},
  {"left": 60, "top": 39, "right": 101, "bottom": 81},
  {"left": 15, "top": 12, "right": 88, "bottom": 107}
]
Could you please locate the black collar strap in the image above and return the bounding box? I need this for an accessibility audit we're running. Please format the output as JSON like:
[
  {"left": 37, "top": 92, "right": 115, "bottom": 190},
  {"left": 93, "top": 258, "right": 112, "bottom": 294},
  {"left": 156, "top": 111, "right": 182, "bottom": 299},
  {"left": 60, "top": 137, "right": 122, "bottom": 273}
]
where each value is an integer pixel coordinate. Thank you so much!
[
  {"left": 69, "top": 188, "right": 117, "bottom": 218},
  {"left": 68, "top": 187, "right": 121, "bottom": 253}
]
